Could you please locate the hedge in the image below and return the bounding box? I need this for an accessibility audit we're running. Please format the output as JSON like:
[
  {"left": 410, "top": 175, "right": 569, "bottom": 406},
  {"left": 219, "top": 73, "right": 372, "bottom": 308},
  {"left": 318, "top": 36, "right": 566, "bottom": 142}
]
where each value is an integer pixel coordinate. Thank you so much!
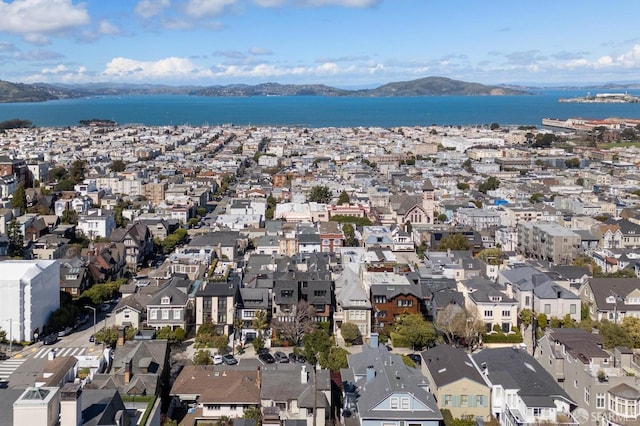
[{"left": 483, "top": 332, "right": 523, "bottom": 344}]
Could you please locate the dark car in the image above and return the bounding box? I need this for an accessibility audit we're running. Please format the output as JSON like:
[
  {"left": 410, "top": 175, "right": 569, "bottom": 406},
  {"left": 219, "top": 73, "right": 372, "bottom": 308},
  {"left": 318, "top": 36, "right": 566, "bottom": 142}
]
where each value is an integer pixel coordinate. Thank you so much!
[
  {"left": 408, "top": 353, "right": 422, "bottom": 365},
  {"left": 43, "top": 334, "right": 58, "bottom": 345},
  {"left": 258, "top": 350, "right": 275, "bottom": 364},
  {"left": 289, "top": 352, "right": 306, "bottom": 363},
  {"left": 222, "top": 354, "right": 238, "bottom": 365},
  {"left": 274, "top": 351, "right": 289, "bottom": 363},
  {"left": 89, "top": 334, "right": 95, "bottom": 343}
]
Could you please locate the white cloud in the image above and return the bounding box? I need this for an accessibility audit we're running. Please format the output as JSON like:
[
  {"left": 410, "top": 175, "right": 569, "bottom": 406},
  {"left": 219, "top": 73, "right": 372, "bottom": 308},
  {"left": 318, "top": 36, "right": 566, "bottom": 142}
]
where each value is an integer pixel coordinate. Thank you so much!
[
  {"left": 24, "top": 33, "right": 50, "bottom": 45},
  {"left": 42, "top": 64, "right": 68, "bottom": 74},
  {"left": 102, "top": 57, "right": 214, "bottom": 80},
  {"left": 616, "top": 44, "right": 640, "bottom": 68},
  {"left": 248, "top": 47, "right": 272, "bottom": 55},
  {"left": 185, "top": 0, "right": 236, "bottom": 17},
  {"left": 0, "top": 0, "right": 89, "bottom": 37},
  {"left": 300, "top": 0, "right": 381, "bottom": 6},
  {"left": 135, "top": 0, "right": 170, "bottom": 18},
  {"left": 253, "top": 0, "right": 380, "bottom": 6},
  {"left": 98, "top": 20, "right": 121, "bottom": 36}
]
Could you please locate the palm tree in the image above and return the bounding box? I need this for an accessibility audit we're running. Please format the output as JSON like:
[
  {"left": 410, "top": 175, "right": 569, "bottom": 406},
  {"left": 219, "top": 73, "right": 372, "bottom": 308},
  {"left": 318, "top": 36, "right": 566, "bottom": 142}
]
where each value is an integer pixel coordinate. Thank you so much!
[
  {"left": 216, "top": 416, "right": 233, "bottom": 426},
  {"left": 252, "top": 310, "right": 269, "bottom": 339}
]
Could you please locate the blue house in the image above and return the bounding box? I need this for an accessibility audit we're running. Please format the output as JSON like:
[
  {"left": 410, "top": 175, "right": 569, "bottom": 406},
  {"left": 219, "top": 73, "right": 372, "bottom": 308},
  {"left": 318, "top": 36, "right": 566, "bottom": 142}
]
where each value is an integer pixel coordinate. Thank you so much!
[{"left": 341, "top": 334, "right": 442, "bottom": 426}]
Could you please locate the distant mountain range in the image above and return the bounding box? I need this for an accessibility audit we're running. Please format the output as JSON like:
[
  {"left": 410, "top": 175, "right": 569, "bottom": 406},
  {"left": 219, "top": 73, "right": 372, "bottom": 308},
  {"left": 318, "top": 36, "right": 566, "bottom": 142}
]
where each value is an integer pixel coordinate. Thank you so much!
[{"left": 0, "top": 76, "right": 532, "bottom": 103}]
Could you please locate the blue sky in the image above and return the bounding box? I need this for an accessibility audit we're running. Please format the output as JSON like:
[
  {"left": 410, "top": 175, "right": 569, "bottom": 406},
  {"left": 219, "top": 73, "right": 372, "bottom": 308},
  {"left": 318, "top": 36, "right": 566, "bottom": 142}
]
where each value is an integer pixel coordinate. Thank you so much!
[{"left": 1, "top": 0, "right": 639, "bottom": 87}]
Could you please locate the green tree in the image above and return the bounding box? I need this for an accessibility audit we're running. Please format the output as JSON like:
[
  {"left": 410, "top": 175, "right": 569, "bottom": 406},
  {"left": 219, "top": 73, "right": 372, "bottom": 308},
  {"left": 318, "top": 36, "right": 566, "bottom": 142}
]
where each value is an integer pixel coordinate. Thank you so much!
[
  {"left": 562, "top": 314, "right": 576, "bottom": 328},
  {"left": 529, "top": 193, "right": 544, "bottom": 204},
  {"left": 564, "top": 158, "right": 581, "bottom": 168},
  {"left": 303, "top": 328, "right": 332, "bottom": 365},
  {"left": 69, "top": 159, "right": 86, "bottom": 184},
  {"left": 457, "top": 182, "right": 469, "bottom": 190},
  {"left": 109, "top": 160, "right": 127, "bottom": 172},
  {"left": 338, "top": 190, "right": 350, "bottom": 205},
  {"left": 265, "top": 195, "right": 277, "bottom": 220},
  {"left": 0, "top": 327, "right": 6, "bottom": 343},
  {"left": 599, "top": 320, "right": 633, "bottom": 349},
  {"left": 621, "top": 316, "right": 640, "bottom": 348},
  {"left": 156, "top": 326, "right": 186, "bottom": 344},
  {"left": 342, "top": 223, "right": 357, "bottom": 247},
  {"left": 340, "top": 322, "right": 362, "bottom": 344},
  {"left": 462, "top": 159, "right": 474, "bottom": 173},
  {"left": 437, "top": 213, "right": 448, "bottom": 223},
  {"left": 94, "top": 326, "right": 118, "bottom": 347},
  {"left": 475, "top": 248, "right": 502, "bottom": 265},
  {"left": 519, "top": 308, "right": 533, "bottom": 326},
  {"left": 318, "top": 346, "right": 350, "bottom": 371},
  {"left": 7, "top": 218, "right": 24, "bottom": 258},
  {"left": 10, "top": 184, "right": 27, "bottom": 215},
  {"left": 243, "top": 405, "right": 262, "bottom": 425},
  {"left": 405, "top": 220, "right": 412, "bottom": 234},
  {"left": 55, "top": 179, "right": 76, "bottom": 191},
  {"left": 536, "top": 313, "right": 548, "bottom": 330},
  {"left": 251, "top": 310, "right": 269, "bottom": 339},
  {"left": 193, "top": 349, "right": 213, "bottom": 365},
  {"left": 478, "top": 176, "right": 500, "bottom": 194},
  {"left": 437, "top": 233, "right": 469, "bottom": 251},
  {"left": 490, "top": 122, "right": 500, "bottom": 130},
  {"left": 393, "top": 313, "right": 436, "bottom": 350},
  {"left": 401, "top": 354, "right": 416, "bottom": 368},
  {"left": 61, "top": 209, "right": 79, "bottom": 225},
  {"left": 49, "top": 166, "right": 69, "bottom": 182},
  {"left": 308, "top": 185, "right": 331, "bottom": 203}
]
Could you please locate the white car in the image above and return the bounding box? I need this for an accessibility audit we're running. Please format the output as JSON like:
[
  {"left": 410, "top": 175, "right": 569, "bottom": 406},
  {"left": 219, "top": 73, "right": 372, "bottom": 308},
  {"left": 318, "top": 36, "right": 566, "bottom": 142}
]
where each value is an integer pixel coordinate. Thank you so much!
[{"left": 212, "top": 354, "right": 223, "bottom": 365}]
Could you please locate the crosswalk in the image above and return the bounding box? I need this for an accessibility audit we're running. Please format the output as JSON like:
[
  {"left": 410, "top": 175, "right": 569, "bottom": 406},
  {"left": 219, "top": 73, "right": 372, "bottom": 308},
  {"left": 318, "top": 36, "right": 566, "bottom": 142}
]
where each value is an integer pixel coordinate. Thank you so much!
[
  {"left": 32, "top": 347, "right": 88, "bottom": 359},
  {"left": 0, "top": 358, "right": 25, "bottom": 380}
]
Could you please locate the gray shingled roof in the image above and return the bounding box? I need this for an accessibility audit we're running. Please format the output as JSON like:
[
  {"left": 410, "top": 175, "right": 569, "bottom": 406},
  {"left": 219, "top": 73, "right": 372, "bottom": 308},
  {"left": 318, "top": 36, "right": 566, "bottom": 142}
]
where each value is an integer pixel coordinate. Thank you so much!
[
  {"left": 472, "top": 347, "right": 574, "bottom": 408},
  {"left": 421, "top": 345, "right": 488, "bottom": 388}
]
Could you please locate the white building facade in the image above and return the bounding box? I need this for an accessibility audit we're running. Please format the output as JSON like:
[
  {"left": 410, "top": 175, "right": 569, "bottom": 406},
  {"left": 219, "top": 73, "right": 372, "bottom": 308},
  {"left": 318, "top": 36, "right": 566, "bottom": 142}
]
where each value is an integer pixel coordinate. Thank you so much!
[{"left": 0, "top": 260, "right": 60, "bottom": 342}]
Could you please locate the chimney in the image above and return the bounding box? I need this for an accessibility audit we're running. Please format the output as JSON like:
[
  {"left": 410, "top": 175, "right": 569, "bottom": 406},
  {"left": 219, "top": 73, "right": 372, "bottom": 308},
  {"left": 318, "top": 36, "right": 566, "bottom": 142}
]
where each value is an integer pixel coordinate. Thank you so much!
[
  {"left": 117, "top": 326, "right": 126, "bottom": 346},
  {"left": 301, "top": 365, "right": 308, "bottom": 384},
  {"left": 366, "top": 365, "right": 375, "bottom": 383},
  {"left": 124, "top": 358, "right": 132, "bottom": 384},
  {"left": 370, "top": 332, "right": 379, "bottom": 348},
  {"left": 60, "top": 383, "right": 82, "bottom": 426}
]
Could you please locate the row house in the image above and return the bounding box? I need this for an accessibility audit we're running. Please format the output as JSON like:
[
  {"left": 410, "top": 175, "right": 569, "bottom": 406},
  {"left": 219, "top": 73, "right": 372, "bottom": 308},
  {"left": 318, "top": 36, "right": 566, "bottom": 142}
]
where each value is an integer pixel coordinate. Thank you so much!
[
  {"left": 110, "top": 222, "right": 154, "bottom": 272},
  {"left": 499, "top": 266, "right": 581, "bottom": 322},
  {"left": 195, "top": 277, "right": 240, "bottom": 336},
  {"left": 366, "top": 270, "right": 423, "bottom": 333},
  {"left": 473, "top": 347, "right": 578, "bottom": 425},
  {"left": 580, "top": 278, "right": 640, "bottom": 323},
  {"left": 335, "top": 263, "right": 372, "bottom": 339},
  {"left": 536, "top": 328, "right": 640, "bottom": 425},
  {"left": 461, "top": 276, "right": 518, "bottom": 333},
  {"left": 146, "top": 274, "right": 194, "bottom": 331},
  {"left": 272, "top": 253, "right": 334, "bottom": 325},
  {"left": 77, "top": 209, "right": 117, "bottom": 240}
]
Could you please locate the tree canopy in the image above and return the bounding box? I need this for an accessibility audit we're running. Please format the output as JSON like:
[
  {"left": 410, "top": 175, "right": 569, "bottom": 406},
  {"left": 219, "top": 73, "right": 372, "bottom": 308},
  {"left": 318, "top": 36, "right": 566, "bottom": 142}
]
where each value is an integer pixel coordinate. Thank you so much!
[
  {"left": 393, "top": 313, "right": 436, "bottom": 350},
  {"left": 308, "top": 185, "right": 331, "bottom": 203},
  {"left": 437, "top": 233, "right": 469, "bottom": 251}
]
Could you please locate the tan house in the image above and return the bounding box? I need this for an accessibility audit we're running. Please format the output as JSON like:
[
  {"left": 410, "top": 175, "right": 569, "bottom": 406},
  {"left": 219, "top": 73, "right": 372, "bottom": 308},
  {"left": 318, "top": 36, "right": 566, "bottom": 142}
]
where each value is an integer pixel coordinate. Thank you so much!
[{"left": 421, "top": 345, "right": 491, "bottom": 421}]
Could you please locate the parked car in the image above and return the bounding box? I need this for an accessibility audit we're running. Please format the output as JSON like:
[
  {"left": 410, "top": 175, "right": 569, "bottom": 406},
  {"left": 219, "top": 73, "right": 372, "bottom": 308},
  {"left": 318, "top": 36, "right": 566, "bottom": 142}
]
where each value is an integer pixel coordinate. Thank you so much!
[
  {"left": 89, "top": 334, "right": 95, "bottom": 343},
  {"left": 408, "top": 353, "right": 422, "bottom": 365},
  {"left": 99, "top": 303, "right": 110, "bottom": 312},
  {"left": 289, "top": 352, "right": 307, "bottom": 363},
  {"left": 57, "top": 326, "right": 73, "bottom": 337},
  {"left": 258, "top": 350, "right": 275, "bottom": 364},
  {"left": 212, "top": 354, "right": 223, "bottom": 365},
  {"left": 222, "top": 354, "right": 238, "bottom": 365},
  {"left": 274, "top": 351, "right": 289, "bottom": 363},
  {"left": 43, "top": 334, "right": 58, "bottom": 345}
]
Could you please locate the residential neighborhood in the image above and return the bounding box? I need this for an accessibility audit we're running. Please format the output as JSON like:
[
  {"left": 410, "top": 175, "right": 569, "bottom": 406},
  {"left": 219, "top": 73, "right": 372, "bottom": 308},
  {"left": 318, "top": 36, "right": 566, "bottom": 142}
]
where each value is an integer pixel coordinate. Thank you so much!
[{"left": 1, "top": 121, "right": 640, "bottom": 426}]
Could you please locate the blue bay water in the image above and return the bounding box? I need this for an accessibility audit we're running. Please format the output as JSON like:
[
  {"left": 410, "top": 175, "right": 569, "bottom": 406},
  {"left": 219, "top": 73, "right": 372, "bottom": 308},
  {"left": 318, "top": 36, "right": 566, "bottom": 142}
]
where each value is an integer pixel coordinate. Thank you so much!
[{"left": 1, "top": 89, "right": 639, "bottom": 128}]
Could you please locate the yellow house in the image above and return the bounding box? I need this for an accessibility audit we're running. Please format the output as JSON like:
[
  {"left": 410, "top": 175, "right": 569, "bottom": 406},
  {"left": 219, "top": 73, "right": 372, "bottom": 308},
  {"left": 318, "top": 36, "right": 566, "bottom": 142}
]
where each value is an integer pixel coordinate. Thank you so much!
[{"left": 421, "top": 345, "right": 492, "bottom": 421}]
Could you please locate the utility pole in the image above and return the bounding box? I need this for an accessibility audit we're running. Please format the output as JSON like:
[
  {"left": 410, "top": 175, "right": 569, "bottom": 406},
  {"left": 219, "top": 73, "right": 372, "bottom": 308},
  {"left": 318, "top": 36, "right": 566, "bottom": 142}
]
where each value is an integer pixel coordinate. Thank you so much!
[
  {"left": 313, "top": 363, "right": 318, "bottom": 426},
  {"left": 8, "top": 318, "right": 12, "bottom": 357}
]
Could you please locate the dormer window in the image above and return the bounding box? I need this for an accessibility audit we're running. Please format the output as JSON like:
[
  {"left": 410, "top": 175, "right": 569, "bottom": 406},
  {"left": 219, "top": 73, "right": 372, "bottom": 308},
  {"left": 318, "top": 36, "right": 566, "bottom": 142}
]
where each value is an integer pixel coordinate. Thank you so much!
[
  {"left": 161, "top": 296, "right": 171, "bottom": 304},
  {"left": 606, "top": 295, "right": 616, "bottom": 304},
  {"left": 490, "top": 296, "right": 502, "bottom": 302}
]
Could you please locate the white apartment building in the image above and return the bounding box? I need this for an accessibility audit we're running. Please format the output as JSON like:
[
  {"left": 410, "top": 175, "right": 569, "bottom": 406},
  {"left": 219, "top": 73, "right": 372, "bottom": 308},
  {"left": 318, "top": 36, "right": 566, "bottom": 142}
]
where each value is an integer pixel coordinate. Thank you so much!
[{"left": 0, "top": 260, "right": 60, "bottom": 342}]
